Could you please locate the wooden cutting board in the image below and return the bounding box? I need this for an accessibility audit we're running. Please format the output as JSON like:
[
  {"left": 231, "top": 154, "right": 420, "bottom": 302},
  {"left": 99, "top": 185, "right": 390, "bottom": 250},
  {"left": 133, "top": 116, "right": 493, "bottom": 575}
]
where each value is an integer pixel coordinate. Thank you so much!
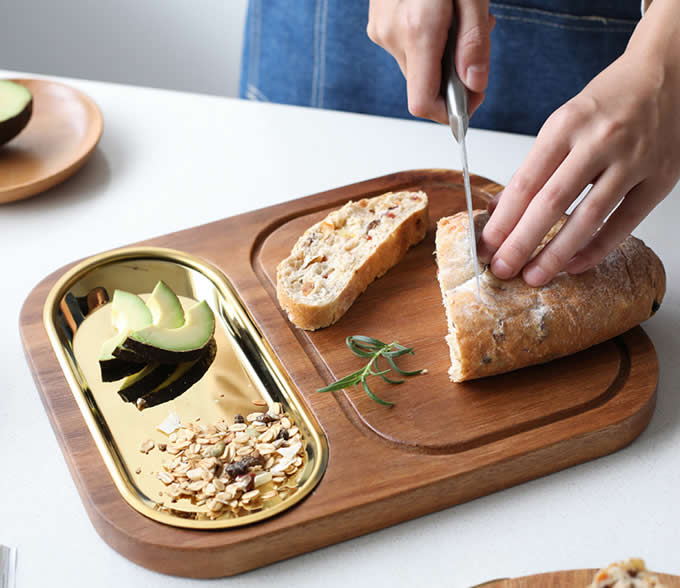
[
  {"left": 20, "top": 170, "right": 659, "bottom": 577},
  {"left": 481, "top": 568, "right": 680, "bottom": 586}
]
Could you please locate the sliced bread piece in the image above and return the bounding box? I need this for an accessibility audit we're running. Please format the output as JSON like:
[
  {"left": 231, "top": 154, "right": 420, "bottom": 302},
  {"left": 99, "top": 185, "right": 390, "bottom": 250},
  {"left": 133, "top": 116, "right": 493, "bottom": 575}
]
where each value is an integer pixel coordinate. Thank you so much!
[
  {"left": 436, "top": 210, "right": 666, "bottom": 382},
  {"left": 277, "top": 191, "right": 429, "bottom": 330}
]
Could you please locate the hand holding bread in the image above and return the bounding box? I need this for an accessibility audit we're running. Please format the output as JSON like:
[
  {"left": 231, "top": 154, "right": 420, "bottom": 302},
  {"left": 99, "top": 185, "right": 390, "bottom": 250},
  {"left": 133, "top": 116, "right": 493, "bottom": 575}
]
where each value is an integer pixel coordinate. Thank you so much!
[{"left": 277, "top": 188, "right": 665, "bottom": 383}]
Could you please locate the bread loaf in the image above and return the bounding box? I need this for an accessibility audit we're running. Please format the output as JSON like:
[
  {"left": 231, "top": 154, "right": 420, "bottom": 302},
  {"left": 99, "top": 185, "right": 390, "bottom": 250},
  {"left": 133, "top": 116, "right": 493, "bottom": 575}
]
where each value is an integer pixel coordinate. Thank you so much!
[
  {"left": 436, "top": 210, "right": 666, "bottom": 382},
  {"left": 277, "top": 191, "right": 429, "bottom": 330}
]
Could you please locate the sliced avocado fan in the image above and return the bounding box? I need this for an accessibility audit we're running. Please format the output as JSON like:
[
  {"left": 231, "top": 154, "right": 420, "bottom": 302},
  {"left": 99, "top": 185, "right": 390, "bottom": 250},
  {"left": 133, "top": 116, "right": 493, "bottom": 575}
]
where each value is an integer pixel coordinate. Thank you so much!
[
  {"left": 98, "top": 290, "right": 152, "bottom": 381},
  {"left": 134, "top": 338, "right": 217, "bottom": 410},
  {"left": 146, "top": 280, "right": 185, "bottom": 329},
  {"left": 123, "top": 300, "right": 215, "bottom": 363}
]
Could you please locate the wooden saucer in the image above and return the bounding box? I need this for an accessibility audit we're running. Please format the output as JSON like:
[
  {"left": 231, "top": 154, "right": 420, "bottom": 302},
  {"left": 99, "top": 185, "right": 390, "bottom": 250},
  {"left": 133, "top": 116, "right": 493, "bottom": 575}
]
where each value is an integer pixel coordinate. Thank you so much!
[{"left": 0, "top": 78, "right": 103, "bottom": 204}]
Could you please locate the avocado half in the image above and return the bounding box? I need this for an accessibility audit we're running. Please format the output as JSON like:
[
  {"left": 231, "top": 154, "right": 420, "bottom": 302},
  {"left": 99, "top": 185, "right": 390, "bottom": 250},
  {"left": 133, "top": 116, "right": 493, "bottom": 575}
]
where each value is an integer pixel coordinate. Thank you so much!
[
  {"left": 0, "top": 80, "right": 33, "bottom": 146},
  {"left": 99, "top": 290, "right": 152, "bottom": 382},
  {"left": 121, "top": 300, "right": 215, "bottom": 363},
  {"left": 135, "top": 338, "right": 217, "bottom": 410}
]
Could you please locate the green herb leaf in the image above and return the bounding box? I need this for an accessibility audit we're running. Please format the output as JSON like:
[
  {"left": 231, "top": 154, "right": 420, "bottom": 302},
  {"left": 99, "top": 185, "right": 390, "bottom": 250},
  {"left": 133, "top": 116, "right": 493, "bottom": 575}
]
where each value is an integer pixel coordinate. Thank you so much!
[{"left": 315, "top": 335, "right": 426, "bottom": 407}]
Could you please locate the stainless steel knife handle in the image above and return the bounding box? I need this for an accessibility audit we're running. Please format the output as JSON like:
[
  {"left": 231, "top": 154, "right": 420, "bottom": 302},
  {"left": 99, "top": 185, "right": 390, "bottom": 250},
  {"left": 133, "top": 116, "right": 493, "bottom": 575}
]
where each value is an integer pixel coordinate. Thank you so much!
[{"left": 441, "top": 10, "right": 469, "bottom": 142}]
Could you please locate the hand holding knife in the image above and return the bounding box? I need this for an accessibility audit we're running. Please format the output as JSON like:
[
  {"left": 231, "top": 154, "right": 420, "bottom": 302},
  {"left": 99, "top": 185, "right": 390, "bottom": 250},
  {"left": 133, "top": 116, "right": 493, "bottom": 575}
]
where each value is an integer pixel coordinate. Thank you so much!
[{"left": 441, "top": 13, "right": 483, "bottom": 302}]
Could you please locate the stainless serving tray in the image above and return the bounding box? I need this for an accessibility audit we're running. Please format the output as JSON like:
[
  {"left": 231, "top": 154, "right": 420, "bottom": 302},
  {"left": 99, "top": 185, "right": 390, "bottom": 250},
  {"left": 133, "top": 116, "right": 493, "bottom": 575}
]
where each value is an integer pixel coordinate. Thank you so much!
[{"left": 43, "top": 247, "right": 328, "bottom": 530}]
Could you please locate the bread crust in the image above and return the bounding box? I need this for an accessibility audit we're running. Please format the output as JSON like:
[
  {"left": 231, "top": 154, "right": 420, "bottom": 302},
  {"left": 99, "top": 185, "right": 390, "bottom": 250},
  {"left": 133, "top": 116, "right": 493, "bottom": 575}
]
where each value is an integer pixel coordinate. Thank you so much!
[
  {"left": 277, "top": 191, "right": 429, "bottom": 330},
  {"left": 436, "top": 210, "right": 666, "bottom": 382}
]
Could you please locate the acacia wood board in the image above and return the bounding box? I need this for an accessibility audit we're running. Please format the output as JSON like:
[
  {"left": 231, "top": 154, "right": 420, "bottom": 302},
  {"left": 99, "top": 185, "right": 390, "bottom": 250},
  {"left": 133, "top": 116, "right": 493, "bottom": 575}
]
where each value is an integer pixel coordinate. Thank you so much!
[
  {"left": 482, "top": 568, "right": 679, "bottom": 587},
  {"left": 20, "top": 170, "right": 659, "bottom": 578}
]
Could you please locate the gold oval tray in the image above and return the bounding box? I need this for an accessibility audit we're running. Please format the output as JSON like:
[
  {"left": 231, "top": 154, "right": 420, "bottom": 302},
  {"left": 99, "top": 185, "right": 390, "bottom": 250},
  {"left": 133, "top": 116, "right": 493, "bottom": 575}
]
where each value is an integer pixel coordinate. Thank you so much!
[{"left": 43, "top": 247, "right": 328, "bottom": 529}]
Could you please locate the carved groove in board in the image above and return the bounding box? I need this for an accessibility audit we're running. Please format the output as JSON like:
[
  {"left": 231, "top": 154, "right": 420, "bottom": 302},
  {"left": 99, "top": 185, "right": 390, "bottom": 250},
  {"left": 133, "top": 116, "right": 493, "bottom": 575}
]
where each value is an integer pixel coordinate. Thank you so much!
[
  {"left": 252, "top": 172, "right": 640, "bottom": 455},
  {"left": 340, "top": 338, "right": 630, "bottom": 454}
]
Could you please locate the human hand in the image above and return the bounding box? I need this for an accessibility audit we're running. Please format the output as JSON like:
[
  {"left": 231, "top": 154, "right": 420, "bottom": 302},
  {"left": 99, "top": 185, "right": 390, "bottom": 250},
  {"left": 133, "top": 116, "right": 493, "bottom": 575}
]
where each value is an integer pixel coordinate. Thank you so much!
[
  {"left": 367, "top": 0, "right": 495, "bottom": 123},
  {"left": 478, "top": 4, "right": 680, "bottom": 286}
]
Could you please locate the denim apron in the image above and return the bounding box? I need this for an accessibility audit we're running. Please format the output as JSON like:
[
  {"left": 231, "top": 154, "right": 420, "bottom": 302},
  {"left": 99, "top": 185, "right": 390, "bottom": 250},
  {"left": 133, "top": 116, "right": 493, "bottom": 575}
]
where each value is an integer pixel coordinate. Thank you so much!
[{"left": 240, "top": 1, "right": 640, "bottom": 135}]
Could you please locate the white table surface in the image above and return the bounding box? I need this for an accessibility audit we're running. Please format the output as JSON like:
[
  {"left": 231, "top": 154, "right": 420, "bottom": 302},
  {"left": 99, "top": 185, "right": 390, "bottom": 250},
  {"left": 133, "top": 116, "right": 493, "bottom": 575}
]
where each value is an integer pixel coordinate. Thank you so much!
[{"left": 1, "top": 69, "right": 679, "bottom": 588}]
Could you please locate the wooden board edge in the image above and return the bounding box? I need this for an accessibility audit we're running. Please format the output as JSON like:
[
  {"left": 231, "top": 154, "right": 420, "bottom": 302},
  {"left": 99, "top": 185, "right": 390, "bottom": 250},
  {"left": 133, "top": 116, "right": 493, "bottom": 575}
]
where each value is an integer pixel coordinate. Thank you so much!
[{"left": 16, "top": 169, "right": 662, "bottom": 578}]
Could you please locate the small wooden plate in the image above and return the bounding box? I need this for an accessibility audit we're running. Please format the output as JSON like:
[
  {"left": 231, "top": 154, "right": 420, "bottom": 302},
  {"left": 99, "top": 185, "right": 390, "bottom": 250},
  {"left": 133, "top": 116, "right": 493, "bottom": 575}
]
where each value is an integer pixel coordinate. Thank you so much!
[
  {"left": 0, "top": 78, "right": 103, "bottom": 204},
  {"left": 477, "top": 568, "right": 680, "bottom": 586}
]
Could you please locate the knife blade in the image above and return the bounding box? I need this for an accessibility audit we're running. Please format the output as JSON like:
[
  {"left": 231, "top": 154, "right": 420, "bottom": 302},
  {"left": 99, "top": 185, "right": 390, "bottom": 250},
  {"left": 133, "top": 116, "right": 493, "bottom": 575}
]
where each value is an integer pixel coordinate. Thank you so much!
[{"left": 441, "top": 14, "right": 482, "bottom": 303}]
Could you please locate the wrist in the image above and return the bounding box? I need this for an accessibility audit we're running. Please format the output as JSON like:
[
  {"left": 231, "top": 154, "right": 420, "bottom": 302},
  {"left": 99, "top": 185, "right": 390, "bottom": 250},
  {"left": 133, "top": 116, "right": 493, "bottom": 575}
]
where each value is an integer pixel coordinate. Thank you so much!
[{"left": 628, "top": 0, "right": 680, "bottom": 74}]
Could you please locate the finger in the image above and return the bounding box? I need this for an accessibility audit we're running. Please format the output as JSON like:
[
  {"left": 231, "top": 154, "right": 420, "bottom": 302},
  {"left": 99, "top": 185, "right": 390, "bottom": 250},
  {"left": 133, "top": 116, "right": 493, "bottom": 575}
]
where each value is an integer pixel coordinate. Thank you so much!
[
  {"left": 477, "top": 132, "right": 571, "bottom": 263},
  {"left": 465, "top": 14, "right": 494, "bottom": 115},
  {"left": 490, "top": 146, "right": 605, "bottom": 280},
  {"left": 565, "top": 180, "right": 661, "bottom": 273},
  {"left": 405, "top": 40, "right": 450, "bottom": 123},
  {"left": 394, "top": 50, "right": 407, "bottom": 78},
  {"left": 486, "top": 190, "right": 502, "bottom": 214},
  {"left": 468, "top": 91, "right": 485, "bottom": 116},
  {"left": 455, "top": 1, "right": 492, "bottom": 94},
  {"left": 522, "top": 166, "right": 635, "bottom": 286}
]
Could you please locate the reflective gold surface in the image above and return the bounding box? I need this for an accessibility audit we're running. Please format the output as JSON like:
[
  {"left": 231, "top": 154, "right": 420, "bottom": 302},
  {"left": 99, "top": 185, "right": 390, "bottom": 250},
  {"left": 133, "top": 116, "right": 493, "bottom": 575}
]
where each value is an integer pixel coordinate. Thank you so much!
[{"left": 43, "top": 247, "right": 328, "bottom": 529}]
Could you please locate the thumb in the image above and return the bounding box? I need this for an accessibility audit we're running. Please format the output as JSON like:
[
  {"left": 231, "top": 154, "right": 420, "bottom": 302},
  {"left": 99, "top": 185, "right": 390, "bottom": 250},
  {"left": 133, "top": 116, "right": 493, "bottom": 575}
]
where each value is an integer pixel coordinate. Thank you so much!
[{"left": 455, "top": 1, "right": 492, "bottom": 94}]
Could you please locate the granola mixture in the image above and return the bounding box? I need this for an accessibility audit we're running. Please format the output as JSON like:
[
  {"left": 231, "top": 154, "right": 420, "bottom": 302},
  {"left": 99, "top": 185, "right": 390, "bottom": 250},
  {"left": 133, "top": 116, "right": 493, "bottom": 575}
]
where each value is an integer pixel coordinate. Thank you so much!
[
  {"left": 589, "top": 558, "right": 666, "bottom": 588},
  {"left": 143, "top": 401, "right": 305, "bottom": 519}
]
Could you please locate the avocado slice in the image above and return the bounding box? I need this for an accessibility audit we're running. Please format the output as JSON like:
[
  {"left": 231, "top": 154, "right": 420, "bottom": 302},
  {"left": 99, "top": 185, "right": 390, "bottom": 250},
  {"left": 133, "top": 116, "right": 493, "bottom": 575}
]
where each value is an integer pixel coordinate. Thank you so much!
[
  {"left": 122, "top": 300, "right": 215, "bottom": 363},
  {"left": 146, "top": 281, "right": 184, "bottom": 329},
  {"left": 0, "top": 80, "right": 33, "bottom": 146},
  {"left": 134, "top": 338, "right": 217, "bottom": 410},
  {"left": 117, "top": 361, "right": 178, "bottom": 403},
  {"left": 109, "top": 281, "right": 185, "bottom": 364},
  {"left": 99, "top": 290, "right": 152, "bottom": 381}
]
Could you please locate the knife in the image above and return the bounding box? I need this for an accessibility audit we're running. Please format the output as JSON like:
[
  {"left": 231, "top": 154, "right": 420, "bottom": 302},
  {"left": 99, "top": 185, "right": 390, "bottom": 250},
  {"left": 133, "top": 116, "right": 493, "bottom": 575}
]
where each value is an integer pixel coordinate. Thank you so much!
[{"left": 441, "top": 13, "right": 482, "bottom": 302}]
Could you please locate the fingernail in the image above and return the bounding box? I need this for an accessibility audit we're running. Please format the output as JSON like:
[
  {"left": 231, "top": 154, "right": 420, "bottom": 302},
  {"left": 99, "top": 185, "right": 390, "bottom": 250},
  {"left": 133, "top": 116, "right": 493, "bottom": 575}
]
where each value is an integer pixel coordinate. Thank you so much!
[
  {"left": 466, "top": 64, "right": 487, "bottom": 89},
  {"left": 491, "top": 257, "right": 512, "bottom": 279},
  {"left": 523, "top": 265, "right": 548, "bottom": 286}
]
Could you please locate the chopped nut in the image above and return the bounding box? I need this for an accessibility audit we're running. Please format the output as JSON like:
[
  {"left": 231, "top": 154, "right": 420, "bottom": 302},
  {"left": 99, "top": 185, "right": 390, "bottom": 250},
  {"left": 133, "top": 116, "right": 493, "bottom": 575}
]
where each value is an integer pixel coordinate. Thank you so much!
[
  {"left": 186, "top": 468, "right": 205, "bottom": 481},
  {"left": 139, "top": 439, "right": 155, "bottom": 454},
  {"left": 254, "top": 471, "right": 272, "bottom": 488}
]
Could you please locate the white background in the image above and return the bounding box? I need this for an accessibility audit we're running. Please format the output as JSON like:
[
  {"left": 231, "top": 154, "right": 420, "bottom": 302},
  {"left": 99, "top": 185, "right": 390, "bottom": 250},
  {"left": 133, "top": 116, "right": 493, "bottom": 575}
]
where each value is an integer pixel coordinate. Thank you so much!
[{"left": 0, "top": 0, "right": 248, "bottom": 97}]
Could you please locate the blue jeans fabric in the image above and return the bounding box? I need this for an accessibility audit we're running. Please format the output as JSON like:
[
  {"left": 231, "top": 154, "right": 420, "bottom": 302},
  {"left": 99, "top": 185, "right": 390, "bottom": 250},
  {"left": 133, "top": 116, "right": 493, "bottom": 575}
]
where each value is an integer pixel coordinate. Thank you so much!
[{"left": 240, "top": 1, "right": 639, "bottom": 135}]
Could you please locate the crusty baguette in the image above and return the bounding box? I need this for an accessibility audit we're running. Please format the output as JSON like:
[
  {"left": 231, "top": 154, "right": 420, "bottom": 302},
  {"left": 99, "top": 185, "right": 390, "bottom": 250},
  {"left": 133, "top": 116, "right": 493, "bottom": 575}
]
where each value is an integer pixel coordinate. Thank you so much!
[
  {"left": 436, "top": 210, "right": 666, "bottom": 382},
  {"left": 277, "top": 191, "right": 429, "bottom": 330}
]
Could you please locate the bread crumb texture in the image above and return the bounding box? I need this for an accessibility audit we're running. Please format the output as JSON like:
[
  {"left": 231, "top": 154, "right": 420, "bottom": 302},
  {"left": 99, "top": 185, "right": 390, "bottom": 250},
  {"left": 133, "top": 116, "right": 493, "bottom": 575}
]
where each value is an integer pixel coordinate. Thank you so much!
[
  {"left": 436, "top": 210, "right": 666, "bottom": 382},
  {"left": 277, "top": 191, "right": 429, "bottom": 330}
]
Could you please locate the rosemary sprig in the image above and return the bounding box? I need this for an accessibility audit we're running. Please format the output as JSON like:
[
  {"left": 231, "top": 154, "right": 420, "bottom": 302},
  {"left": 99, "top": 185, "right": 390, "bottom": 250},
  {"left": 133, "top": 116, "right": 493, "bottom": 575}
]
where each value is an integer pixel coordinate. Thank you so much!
[{"left": 316, "top": 335, "right": 426, "bottom": 407}]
